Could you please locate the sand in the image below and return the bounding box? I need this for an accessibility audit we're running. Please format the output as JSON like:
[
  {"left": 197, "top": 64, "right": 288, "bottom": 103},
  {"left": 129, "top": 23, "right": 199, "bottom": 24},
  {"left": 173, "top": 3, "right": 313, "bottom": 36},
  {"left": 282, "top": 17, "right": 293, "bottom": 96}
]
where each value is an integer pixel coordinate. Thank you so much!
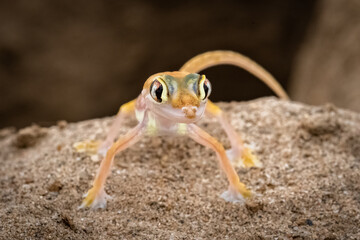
[{"left": 0, "top": 98, "right": 359, "bottom": 239}]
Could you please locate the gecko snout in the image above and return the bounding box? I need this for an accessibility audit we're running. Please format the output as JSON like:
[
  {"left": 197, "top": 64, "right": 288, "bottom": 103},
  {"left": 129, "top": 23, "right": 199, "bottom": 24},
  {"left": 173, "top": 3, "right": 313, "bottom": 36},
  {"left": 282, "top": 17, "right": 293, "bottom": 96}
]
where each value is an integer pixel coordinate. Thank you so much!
[{"left": 182, "top": 106, "right": 197, "bottom": 119}]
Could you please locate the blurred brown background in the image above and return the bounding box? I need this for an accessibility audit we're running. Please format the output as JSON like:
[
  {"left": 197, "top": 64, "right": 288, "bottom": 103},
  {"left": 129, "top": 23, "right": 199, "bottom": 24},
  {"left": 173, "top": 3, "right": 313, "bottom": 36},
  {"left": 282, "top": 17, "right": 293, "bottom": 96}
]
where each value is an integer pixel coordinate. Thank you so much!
[{"left": 0, "top": 0, "right": 359, "bottom": 129}]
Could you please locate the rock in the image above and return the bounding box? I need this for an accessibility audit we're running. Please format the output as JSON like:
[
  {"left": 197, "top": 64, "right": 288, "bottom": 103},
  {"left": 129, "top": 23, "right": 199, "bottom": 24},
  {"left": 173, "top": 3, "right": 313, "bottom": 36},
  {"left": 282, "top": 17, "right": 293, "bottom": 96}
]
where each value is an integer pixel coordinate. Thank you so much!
[
  {"left": 47, "top": 180, "right": 63, "bottom": 193},
  {"left": 14, "top": 124, "right": 47, "bottom": 148}
]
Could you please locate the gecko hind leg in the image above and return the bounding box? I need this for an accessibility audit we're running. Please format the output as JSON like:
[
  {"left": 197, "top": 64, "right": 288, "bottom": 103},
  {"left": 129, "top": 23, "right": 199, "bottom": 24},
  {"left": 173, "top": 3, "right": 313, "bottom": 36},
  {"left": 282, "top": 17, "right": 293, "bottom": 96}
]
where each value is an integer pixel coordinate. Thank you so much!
[
  {"left": 187, "top": 124, "right": 251, "bottom": 203},
  {"left": 206, "top": 101, "right": 262, "bottom": 168}
]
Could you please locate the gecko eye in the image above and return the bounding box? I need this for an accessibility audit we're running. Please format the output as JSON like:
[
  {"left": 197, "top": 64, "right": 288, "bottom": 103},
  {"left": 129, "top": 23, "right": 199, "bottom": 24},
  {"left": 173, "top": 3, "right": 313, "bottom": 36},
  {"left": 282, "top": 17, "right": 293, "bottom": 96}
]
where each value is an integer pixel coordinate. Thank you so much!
[
  {"left": 198, "top": 75, "right": 211, "bottom": 100},
  {"left": 150, "top": 78, "right": 168, "bottom": 103}
]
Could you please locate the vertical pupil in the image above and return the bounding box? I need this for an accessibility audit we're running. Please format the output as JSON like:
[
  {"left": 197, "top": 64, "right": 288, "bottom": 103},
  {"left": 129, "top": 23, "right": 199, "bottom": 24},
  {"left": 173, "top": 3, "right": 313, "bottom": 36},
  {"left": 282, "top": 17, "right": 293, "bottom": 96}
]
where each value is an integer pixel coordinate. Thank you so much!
[
  {"left": 203, "top": 82, "right": 209, "bottom": 98},
  {"left": 155, "top": 84, "right": 163, "bottom": 102}
]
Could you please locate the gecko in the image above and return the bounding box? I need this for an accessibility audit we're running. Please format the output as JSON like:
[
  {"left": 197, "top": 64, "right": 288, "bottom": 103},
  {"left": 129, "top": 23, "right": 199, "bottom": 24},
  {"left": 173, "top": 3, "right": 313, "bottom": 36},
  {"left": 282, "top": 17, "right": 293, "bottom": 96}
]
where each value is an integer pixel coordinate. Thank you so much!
[{"left": 76, "top": 50, "right": 289, "bottom": 209}]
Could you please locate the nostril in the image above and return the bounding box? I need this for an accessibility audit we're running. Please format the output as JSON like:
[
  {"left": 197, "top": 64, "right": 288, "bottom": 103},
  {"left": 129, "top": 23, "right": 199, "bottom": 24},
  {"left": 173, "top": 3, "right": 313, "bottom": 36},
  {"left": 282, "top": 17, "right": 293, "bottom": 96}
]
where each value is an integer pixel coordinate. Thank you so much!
[{"left": 182, "top": 106, "right": 198, "bottom": 113}]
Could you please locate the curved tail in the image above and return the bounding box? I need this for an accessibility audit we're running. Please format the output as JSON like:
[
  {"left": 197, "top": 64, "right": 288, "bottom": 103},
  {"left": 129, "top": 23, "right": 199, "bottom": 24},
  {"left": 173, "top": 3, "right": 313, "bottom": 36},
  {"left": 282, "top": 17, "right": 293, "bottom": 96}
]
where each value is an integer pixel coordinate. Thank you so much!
[{"left": 179, "top": 50, "right": 289, "bottom": 100}]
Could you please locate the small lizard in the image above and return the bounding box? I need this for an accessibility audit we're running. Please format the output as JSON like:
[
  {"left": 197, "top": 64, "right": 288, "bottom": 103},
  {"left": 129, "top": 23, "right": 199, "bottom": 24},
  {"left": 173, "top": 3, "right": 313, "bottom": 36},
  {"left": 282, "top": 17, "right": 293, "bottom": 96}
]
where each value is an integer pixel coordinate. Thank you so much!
[{"left": 76, "top": 50, "right": 289, "bottom": 209}]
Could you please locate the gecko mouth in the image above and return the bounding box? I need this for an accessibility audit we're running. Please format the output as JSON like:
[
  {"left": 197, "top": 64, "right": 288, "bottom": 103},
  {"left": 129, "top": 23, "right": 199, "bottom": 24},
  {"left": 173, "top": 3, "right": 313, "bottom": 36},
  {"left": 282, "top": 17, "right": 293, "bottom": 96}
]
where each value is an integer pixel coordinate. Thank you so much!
[{"left": 147, "top": 97, "right": 206, "bottom": 124}]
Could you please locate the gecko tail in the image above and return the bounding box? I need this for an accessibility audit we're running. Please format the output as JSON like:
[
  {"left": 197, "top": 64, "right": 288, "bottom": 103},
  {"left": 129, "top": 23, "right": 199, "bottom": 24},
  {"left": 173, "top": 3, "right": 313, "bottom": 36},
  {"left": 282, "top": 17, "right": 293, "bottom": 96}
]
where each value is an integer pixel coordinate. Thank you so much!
[{"left": 179, "top": 50, "right": 289, "bottom": 100}]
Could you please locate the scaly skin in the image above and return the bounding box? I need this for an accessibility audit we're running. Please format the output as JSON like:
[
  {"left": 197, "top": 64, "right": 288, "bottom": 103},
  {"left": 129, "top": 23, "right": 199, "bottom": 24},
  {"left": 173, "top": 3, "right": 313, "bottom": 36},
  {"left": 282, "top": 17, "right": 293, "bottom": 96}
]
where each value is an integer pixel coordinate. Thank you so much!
[{"left": 76, "top": 50, "right": 289, "bottom": 209}]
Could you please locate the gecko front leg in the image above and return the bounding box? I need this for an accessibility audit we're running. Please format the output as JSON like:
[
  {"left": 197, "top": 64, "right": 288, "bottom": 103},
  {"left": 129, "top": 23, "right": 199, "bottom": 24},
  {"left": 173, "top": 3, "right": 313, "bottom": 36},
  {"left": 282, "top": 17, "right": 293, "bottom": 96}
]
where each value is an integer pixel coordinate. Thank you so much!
[
  {"left": 187, "top": 123, "right": 251, "bottom": 202},
  {"left": 80, "top": 116, "right": 147, "bottom": 209},
  {"left": 206, "top": 101, "right": 262, "bottom": 168}
]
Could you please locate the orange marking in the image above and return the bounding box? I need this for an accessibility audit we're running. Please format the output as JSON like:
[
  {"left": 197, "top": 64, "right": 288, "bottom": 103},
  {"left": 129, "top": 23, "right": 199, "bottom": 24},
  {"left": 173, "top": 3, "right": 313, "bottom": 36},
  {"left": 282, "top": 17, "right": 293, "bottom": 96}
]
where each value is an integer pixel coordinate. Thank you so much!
[
  {"left": 206, "top": 100, "right": 222, "bottom": 116},
  {"left": 171, "top": 92, "right": 200, "bottom": 109},
  {"left": 118, "top": 99, "right": 136, "bottom": 114}
]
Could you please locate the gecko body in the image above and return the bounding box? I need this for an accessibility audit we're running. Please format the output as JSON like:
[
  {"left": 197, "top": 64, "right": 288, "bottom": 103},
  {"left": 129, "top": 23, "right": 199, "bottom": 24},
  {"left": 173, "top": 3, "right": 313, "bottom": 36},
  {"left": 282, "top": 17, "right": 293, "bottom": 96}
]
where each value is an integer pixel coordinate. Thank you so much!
[{"left": 78, "top": 50, "right": 289, "bottom": 209}]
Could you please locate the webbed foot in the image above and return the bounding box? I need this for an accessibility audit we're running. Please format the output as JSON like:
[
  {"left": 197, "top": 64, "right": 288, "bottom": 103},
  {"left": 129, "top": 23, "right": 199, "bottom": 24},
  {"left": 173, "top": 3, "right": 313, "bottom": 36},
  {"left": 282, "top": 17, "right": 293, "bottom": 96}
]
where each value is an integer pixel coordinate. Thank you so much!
[
  {"left": 79, "top": 187, "right": 112, "bottom": 209},
  {"left": 220, "top": 183, "right": 251, "bottom": 203},
  {"left": 73, "top": 140, "right": 111, "bottom": 158},
  {"left": 73, "top": 140, "right": 100, "bottom": 155},
  {"left": 226, "top": 147, "right": 262, "bottom": 168}
]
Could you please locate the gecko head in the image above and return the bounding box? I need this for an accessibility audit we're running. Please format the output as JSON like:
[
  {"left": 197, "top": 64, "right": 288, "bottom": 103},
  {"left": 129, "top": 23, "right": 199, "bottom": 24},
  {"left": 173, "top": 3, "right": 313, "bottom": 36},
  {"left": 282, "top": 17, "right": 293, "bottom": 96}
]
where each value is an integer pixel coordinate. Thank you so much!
[{"left": 145, "top": 72, "right": 212, "bottom": 123}]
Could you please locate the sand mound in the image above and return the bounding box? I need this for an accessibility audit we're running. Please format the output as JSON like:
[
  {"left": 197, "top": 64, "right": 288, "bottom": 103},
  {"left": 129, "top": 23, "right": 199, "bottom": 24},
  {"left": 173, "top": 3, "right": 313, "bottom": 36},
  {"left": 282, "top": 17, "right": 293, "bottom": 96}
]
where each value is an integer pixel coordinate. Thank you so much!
[{"left": 0, "top": 98, "right": 359, "bottom": 239}]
